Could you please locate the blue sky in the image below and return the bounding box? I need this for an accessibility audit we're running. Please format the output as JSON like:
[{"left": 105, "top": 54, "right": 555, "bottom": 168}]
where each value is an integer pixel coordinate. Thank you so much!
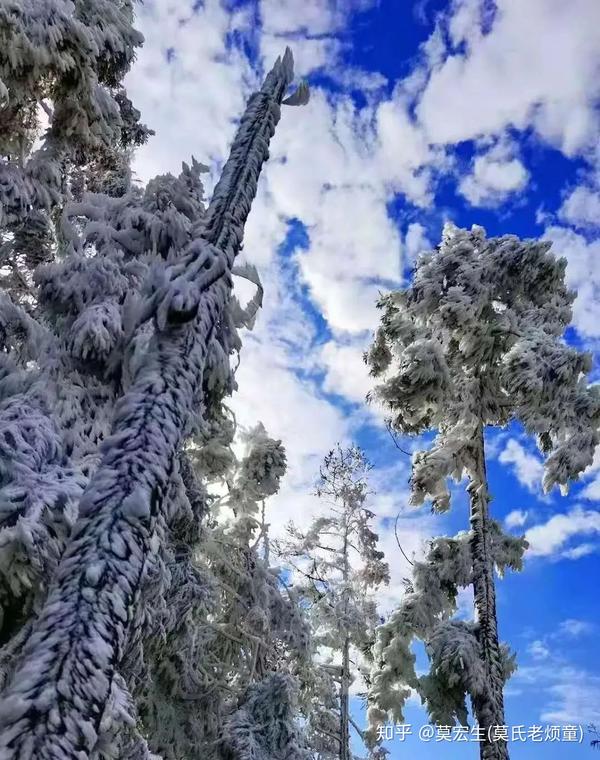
[{"left": 125, "top": 0, "right": 600, "bottom": 756}]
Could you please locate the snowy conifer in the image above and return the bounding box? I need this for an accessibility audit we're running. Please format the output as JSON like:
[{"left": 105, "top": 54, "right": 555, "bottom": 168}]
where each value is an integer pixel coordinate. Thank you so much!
[
  {"left": 219, "top": 673, "right": 310, "bottom": 760},
  {"left": 138, "top": 422, "right": 309, "bottom": 760},
  {"left": 366, "top": 224, "right": 600, "bottom": 760},
  {"left": 0, "top": 0, "right": 151, "bottom": 304},
  {"left": 279, "top": 445, "right": 390, "bottom": 760},
  {"left": 0, "top": 6, "right": 309, "bottom": 749}
]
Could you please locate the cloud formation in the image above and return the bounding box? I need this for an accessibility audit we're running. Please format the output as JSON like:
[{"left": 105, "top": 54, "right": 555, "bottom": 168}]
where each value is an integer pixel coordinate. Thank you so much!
[
  {"left": 525, "top": 506, "right": 600, "bottom": 558},
  {"left": 459, "top": 148, "right": 528, "bottom": 207},
  {"left": 417, "top": 0, "right": 600, "bottom": 156},
  {"left": 498, "top": 439, "right": 544, "bottom": 493}
]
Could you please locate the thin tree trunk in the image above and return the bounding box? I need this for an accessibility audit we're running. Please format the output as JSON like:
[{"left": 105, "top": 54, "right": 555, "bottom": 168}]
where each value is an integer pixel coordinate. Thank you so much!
[
  {"left": 340, "top": 636, "right": 350, "bottom": 760},
  {"left": 261, "top": 499, "right": 270, "bottom": 565},
  {"left": 468, "top": 422, "right": 509, "bottom": 760},
  {"left": 340, "top": 521, "right": 350, "bottom": 760}
]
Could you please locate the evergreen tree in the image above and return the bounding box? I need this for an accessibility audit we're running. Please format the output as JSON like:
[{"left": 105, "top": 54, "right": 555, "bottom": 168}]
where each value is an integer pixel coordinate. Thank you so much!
[
  {"left": 140, "top": 422, "right": 310, "bottom": 759},
  {"left": 0, "top": 3, "right": 309, "bottom": 750},
  {"left": 0, "top": 0, "right": 151, "bottom": 305},
  {"left": 365, "top": 223, "right": 600, "bottom": 760},
  {"left": 280, "top": 445, "right": 389, "bottom": 760}
]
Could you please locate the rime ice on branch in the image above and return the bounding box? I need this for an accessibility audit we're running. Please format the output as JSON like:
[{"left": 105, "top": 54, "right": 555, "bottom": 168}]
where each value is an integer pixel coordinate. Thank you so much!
[
  {"left": 139, "top": 422, "right": 310, "bottom": 760},
  {"left": 279, "top": 445, "right": 389, "bottom": 760},
  {"left": 365, "top": 223, "right": 600, "bottom": 760},
  {"left": 0, "top": 48, "right": 308, "bottom": 758},
  {"left": 0, "top": 0, "right": 151, "bottom": 301}
]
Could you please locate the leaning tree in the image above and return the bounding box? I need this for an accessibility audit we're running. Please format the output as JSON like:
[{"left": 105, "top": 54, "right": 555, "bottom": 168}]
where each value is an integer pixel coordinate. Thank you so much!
[
  {"left": 365, "top": 223, "right": 600, "bottom": 760},
  {"left": 0, "top": 1, "right": 309, "bottom": 753}
]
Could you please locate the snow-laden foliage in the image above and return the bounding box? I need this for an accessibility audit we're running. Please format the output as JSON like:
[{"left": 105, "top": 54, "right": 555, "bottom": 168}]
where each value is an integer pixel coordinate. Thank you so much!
[
  {"left": 137, "top": 423, "right": 309, "bottom": 760},
  {"left": 367, "top": 526, "right": 523, "bottom": 739},
  {"left": 0, "top": 0, "right": 151, "bottom": 304},
  {"left": 0, "top": 34, "right": 306, "bottom": 757},
  {"left": 0, "top": 157, "right": 209, "bottom": 659},
  {"left": 279, "top": 445, "right": 389, "bottom": 760},
  {"left": 367, "top": 223, "right": 600, "bottom": 497},
  {"left": 219, "top": 674, "right": 310, "bottom": 760},
  {"left": 366, "top": 224, "right": 597, "bottom": 760}
]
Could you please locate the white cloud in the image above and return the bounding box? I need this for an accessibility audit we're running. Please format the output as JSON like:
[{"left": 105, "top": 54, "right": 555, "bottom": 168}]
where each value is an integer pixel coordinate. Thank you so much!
[
  {"left": 417, "top": 0, "right": 600, "bottom": 156},
  {"left": 305, "top": 276, "right": 383, "bottom": 335},
  {"left": 374, "top": 96, "right": 445, "bottom": 204},
  {"left": 518, "top": 660, "right": 600, "bottom": 725},
  {"left": 558, "top": 619, "right": 594, "bottom": 638},
  {"left": 319, "top": 340, "right": 373, "bottom": 406},
  {"left": 259, "top": 0, "right": 378, "bottom": 77},
  {"left": 520, "top": 620, "right": 594, "bottom": 680},
  {"left": 336, "top": 68, "right": 388, "bottom": 93},
  {"left": 504, "top": 509, "right": 529, "bottom": 529},
  {"left": 498, "top": 439, "right": 544, "bottom": 492},
  {"left": 126, "top": 0, "right": 255, "bottom": 183},
  {"left": 516, "top": 620, "right": 597, "bottom": 722},
  {"left": 528, "top": 639, "right": 550, "bottom": 661},
  {"left": 582, "top": 477, "right": 600, "bottom": 501},
  {"left": 559, "top": 185, "right": 600, "bottom": 229},
  {"left": 260, "top": 33, "right": 341, "bottom": 78},
  {"left": 259, "top": 0, "right": 373, "bottom": 36},
  {"left": 232, "top": 331, "right": 350, "bottom": 534},
  {"left": 540, "top": 669, "right": 600, "bottom": 725},
  {"left": 562, "top": 542, "right": 597, "bottom": 560},
  {"left": 517, "top": 660, "right": 600, "bottom": 726},
  {"left": 459, "top": 151, "right": 528, "bottom": 207},
  {"left": 525, "top": 506, "right": 600, "bottom": 558},
  {"left": 292, "top": 183, "right": 402, "bottom": 333},
  {"left": 266, "top": 78, "right": 448, "bottom": 333},
  {"left": 262, "top": 89, "right": 419, "bottom": 334},
  {"left": 404, "top": 222, "right": 431, "bottom": 266},
  {"left": 447, "top": 0, "right": 484, "bottom": 49},
  {"left": 267, "top": 82, "right": 452, "bottom": 334},
  {"left": 544, "top": 226, "right": 600, "bottom": 338}
]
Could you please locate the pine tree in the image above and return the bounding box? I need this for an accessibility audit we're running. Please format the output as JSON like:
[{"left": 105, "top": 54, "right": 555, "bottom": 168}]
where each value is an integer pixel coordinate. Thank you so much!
[
  {"left": 139, "top": 422, "right": 310, "bottom": 759},
  {"left": 0, "top": 0, "right": 151, "bottom": 305},
  {"left": 0, "top": 5, "right": 309, "bottom": 751},
  {"left": 365, "top": 223, "right": 600, "bottom": 760},
  {"left": 279, "top": 445, "right": 389, "bottom": 760}
]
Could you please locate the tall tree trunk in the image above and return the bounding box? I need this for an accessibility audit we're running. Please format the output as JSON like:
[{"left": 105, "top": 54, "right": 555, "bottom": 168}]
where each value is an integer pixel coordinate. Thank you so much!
[
  {"left": 340, "top": 520, "right": 350, "bottom": 760},
  {"left": 468, "top": 423, "right": 509, "bottom": 760},
  {"left": 340, "top": 635, "right": 350, "bottom": 760},
  {"left": 0, "top": 51, "right": 296, "bottom": 759}
]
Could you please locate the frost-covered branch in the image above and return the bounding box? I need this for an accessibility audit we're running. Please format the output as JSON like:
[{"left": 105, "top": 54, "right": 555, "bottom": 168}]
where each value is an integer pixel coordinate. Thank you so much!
[{"left": 0, "top": 50, "right": 298, "bottom": 758}]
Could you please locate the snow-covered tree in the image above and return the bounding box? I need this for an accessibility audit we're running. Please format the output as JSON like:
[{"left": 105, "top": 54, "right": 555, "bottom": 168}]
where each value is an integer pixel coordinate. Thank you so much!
[
  {"left": 139, "top": 421, "right": 310, "bottom": 759},
  {"left": 0, "top": 0, "right": 151, "bottom": 304},
  {"left": 279, "top": 445, "right": 389, "bottom": 760},
  {"left": 219, "top": 673, "right": 310, "bottom": 760},
  {"left": 365, "top": 223, "right": 600, "bottom": 760},
  {"left": 0, "top": 7, "right": 309, "bottom": 750}
]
